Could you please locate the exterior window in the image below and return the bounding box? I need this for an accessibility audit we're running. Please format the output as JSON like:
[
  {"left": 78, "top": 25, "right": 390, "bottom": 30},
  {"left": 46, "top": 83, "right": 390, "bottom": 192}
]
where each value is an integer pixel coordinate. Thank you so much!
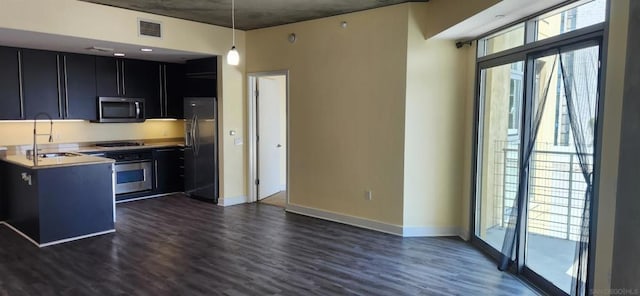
[
  {"left": 535, "top": 0, "right": 606, "bottom": 41},
  {"left": 478, "top": 23, "right": 525, "bottom": 57}
]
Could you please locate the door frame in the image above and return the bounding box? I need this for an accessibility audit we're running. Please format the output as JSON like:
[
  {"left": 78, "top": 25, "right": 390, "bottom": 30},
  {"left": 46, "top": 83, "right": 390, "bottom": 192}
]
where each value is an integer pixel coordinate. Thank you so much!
[
  {"left": 470, "top": 28, "right": 606, "bottom": 295},
  {"left": 247, "top": 70, "right": 290, "bottom": 205}
]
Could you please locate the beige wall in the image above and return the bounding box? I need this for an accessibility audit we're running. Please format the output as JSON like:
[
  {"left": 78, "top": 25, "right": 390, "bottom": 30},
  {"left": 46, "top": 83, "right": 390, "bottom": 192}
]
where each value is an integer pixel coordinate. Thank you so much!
[
  {"left": 423, "top": 0, "right": 501, "bottom": 39},
  {"left": 402, "top": 3, "right": 470, "bottom": 230},
  {"left": 593, "top": 0, "right": 629, "bottom": 290},
  {"left": 0, "top": 0, "right": 247, "bottom": 200},
  {"left": 247, "top": 4, "right": 409, "bottom": 225}
]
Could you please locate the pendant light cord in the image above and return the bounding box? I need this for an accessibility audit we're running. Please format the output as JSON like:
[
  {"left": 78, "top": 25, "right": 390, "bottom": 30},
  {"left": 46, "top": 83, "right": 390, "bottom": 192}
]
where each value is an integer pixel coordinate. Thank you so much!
[{"left": 231, "top": 0, "right": 236, "bottom": 46}]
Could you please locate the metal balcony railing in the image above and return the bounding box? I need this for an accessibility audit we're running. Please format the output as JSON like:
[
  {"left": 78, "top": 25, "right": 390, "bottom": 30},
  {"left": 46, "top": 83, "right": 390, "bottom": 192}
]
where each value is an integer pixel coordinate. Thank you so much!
[{"left": 494, "top": 141, "right": 591, "bottom": 241}]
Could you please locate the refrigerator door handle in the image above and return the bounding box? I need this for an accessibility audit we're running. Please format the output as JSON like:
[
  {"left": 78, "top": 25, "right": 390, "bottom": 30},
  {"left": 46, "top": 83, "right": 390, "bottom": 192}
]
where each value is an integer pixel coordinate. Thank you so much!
[
  {"left": 193, "top": 114, "right": 200, "bottom": 157},
  {"left": 185, "top": 116, "right": 194, "bottom": 147}
]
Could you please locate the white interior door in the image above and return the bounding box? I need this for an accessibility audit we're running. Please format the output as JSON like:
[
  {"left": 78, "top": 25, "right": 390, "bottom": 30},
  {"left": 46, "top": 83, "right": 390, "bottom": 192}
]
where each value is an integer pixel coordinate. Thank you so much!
[{"left": 257, "top": 76, "right": 286, "bottom": 200}]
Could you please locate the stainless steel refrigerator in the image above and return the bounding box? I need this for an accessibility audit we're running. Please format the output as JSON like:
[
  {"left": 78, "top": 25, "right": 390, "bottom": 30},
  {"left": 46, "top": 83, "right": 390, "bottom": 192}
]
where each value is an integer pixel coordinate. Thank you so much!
[{"left": 184, "top": 97, "right": 219, "bottom": 203}]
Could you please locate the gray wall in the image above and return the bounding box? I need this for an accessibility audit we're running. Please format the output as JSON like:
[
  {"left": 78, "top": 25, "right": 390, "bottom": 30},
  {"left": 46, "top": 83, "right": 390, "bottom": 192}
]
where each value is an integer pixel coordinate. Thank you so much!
[{"left": 610, "top": 0, "right": 640, "bottom": 290}]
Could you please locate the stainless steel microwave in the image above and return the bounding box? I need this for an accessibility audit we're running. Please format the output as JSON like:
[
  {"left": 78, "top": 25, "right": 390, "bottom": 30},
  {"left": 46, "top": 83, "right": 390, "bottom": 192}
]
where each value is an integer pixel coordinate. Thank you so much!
[{"left": 94, "top": 97, "right": 145, "bottom": 123}]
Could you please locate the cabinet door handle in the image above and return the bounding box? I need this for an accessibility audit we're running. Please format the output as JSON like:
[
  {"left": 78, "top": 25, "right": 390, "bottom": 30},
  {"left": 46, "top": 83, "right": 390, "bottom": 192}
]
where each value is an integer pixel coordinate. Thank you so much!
[
  {"left": 56, "top": 54, "right": 63, "bottom": 118},
  {"left": 17, "top": 50, "right": 24, "bottom": 119},
  {"left": 121, "top": 60, "right": 126, "bottom": 95},
  {"left": 63, "top": 55, "right": 69, "bottom": 118},
  {"left": 116, "top": 59, "right": 120, "bottom": 95},
  {"left": 163, "top": 64, "right": 168, "bottom": 117},
  {"left": 159, "top": 64, "right": 163, "bottom": 116},
  {"left": 154, "top": 159, "right": 158, "bottom": 188}
]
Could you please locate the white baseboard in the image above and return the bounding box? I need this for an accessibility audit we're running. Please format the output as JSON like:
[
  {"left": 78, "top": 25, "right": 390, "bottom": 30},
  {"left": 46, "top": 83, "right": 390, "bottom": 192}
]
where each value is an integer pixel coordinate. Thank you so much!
[
  {"left": 458, "top": 228, "right": 470, "bottom": 241},
  {"left": 286, "top": 204, "right": 403, "bottom": 236},
  {"left": 1, "top": 221, "right": 115, "bottom": 248},
  {"left": 286, "top": 204, "right": 466, "bottom": 239},
  {"left": 217, "top": 195, "right": 247, "bottom": 207},
  {"left": 402, "top": 226, "right": 463, "bottom": 237},
  {"left": 115, "top": 192, "right": 178, "bottom": 204}
]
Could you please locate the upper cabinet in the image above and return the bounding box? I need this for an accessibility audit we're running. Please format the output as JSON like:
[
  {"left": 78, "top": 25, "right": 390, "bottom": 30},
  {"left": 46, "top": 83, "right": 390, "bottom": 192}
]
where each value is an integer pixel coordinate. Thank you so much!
[
  {"left": 0, "top": 47, "right": 22, "bottom": 120},
  {"left": 21, "top": 49, "right": 63, "bottom": 119},
  {"left": 164, "top": 63, "right": 185, "bottom": 119},
  {"left": 0, "top": 45, "right": 215, "bottom": 122},
  {"left": 5, "top": 47, "right": 97, "bottom": 121},
  {"left": 95, "top": 56, "right": 120, "bottom": 98},
  {"left": 63, "top": 53, "right": 97, "bottom": 120},
  {"left": 123, "top": 59, "right": 162, "bottom": 118},
  {"left": 184, "top": 57, "right": 217, "bottom": 98},
  {"left": 96, "top": 57, "right": 176, "bottom": 119}
]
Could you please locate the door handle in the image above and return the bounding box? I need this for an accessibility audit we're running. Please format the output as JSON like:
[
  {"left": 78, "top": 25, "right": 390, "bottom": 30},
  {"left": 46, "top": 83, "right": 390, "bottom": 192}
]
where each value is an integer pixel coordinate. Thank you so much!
[
  {"left": 135, "top": 102, "right": 141, "bottom": 119},
  {"left": 193, "top": 115, "right": 199, "bottom": 156},
  {"left": 277, "top": 144, "right": 282, "bottom": 148}
]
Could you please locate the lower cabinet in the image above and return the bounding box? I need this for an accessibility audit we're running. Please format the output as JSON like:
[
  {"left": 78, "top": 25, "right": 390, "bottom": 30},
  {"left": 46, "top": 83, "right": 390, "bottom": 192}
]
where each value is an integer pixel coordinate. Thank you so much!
[
  {"left": 152, "top": 148, "right": 183, "bottom": 194},
  {"left": 2, "top": 161, "right": 114, "bottom": 245}
]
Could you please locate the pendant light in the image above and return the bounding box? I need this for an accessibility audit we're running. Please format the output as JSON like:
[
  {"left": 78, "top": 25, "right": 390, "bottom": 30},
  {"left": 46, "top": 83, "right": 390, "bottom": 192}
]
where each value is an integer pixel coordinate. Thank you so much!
[{"left": 227, "top": 0, "right": 240, "bottom": 66}]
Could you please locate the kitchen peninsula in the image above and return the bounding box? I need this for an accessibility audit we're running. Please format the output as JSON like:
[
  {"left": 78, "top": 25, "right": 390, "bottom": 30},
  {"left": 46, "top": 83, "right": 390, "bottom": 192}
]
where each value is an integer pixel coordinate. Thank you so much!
[{"left": 0, "top": 153, "right": 115, "bottom": 247}]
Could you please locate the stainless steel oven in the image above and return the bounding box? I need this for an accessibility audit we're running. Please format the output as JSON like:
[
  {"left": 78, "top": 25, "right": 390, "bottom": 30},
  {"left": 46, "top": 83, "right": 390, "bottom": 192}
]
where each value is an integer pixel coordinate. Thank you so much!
[
  {"left": 114, "top": 161, "right": 152, "bottom": 194},
  {"left": 98, "top": 148, "right": 153, "bottom": 195}
]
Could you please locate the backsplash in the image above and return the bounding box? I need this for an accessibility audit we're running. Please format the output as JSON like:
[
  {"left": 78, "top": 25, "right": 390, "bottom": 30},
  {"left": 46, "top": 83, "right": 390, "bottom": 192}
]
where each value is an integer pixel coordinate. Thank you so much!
[{"left": 0, "top": 120, "right": 185, "bottom": 146}]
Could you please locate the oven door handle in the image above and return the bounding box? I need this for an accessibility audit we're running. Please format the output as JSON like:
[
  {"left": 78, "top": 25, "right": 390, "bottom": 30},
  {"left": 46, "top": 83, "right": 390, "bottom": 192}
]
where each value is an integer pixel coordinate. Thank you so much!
[{"left": 114, "top": 160, "right": 152, "bottom": 166}]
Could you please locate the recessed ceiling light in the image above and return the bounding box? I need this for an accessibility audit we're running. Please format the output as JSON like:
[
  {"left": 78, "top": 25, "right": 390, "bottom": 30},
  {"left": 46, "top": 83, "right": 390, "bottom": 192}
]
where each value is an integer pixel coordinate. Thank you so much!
[
  {"left": 141, "top": 48, "right": 153, "bottom": 52},
  {"left": 113, "top": 53, "right": 125, "bottom": 57}
]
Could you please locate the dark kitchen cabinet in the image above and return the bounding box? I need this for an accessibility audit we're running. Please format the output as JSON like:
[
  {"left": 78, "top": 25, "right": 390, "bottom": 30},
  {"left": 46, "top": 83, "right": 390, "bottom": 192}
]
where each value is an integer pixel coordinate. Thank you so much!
[
  {"left": 0, "top": 47, "right": 22, "bottom": 120},
  {"left": 186, "top": 57, "right": 217, "bottom": 75},
  {"left": 153, "top": 148, "right": 183, "bottom": 194},
  {"left": 184, "top": 57, "right": 217, "bottom": 98},
  {"left": 63, "top": 53, "right": 97, "bottom": 120},
  {"left": 124, "top": 59, "right": 161, "bottom": 118},
  {"left": 164, "top": 63, "right": 185, "bottom": 119},
  {"left": 96, "top": 57, "right": 163, "bottom": 119},
  {"left": 2, "top": 161, "right": 114, "bottom": 245},
  {"left": 22, "top": 49, "right": 96, "bottom": 120},
  {"left": 21, "top": 49, "right": 62, "bottom": 119},
  {"left": 95, "top": 56, "right": 120, "bottom": 97}
]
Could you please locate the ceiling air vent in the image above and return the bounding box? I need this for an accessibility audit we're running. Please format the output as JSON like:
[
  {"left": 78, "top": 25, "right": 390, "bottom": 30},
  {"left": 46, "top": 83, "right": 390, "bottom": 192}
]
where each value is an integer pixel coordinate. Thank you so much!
[{"left": 138, "top": 19, "right": 162, "bottom": 38}]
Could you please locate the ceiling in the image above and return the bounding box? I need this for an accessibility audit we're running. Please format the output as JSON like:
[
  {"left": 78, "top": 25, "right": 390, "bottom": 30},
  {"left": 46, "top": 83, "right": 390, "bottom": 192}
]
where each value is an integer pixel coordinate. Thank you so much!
[
  {"left": 79, "top": 0, "right": 427, "bottom": 30},
  {"left": 435, "top": 0, "right": 566, "bottom": 40},
  {"left": 0, "top": 0, "right": 569, "bottom": 63}
]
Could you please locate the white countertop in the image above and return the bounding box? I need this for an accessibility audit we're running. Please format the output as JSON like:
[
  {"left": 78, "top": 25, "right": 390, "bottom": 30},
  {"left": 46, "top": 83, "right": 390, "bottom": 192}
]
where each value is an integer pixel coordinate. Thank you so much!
[
  {"left": 2, "top": 153, "right": 114, "bottom": 169},
  {"left": 1, "top": 139, "right": 183, "bottom": 169}
]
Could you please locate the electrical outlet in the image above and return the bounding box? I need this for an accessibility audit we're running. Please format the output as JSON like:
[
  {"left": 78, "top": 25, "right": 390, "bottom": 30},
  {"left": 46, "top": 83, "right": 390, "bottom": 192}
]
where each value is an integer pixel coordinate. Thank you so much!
[{"left": 365, "top": 190, "right": 372, "bottom": 201}]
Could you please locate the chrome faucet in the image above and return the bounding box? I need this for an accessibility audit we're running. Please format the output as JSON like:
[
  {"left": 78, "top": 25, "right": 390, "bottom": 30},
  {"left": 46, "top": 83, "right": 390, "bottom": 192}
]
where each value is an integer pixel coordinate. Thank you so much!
[{"left": 29, "top": 112, "right": 54, "bottom": 166}]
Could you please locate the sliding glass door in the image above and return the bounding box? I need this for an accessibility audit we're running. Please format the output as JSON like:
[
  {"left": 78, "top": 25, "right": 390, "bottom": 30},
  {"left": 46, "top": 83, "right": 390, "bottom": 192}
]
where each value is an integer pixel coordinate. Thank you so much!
[
  {"left": 473, "top": 1, "right": 605, "bottom": 292},
  {"left": 525, "top": 44, "right": 600, "bottom": 293},
  {"left": 475, "top": 60, "right": 524, "bottom": 252}
]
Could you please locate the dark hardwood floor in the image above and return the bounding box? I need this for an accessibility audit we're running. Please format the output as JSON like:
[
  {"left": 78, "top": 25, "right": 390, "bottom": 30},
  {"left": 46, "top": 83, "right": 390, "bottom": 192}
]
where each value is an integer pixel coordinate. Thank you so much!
[{"left": 0, "top": 194, "right": 537, "bottom": 295}]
